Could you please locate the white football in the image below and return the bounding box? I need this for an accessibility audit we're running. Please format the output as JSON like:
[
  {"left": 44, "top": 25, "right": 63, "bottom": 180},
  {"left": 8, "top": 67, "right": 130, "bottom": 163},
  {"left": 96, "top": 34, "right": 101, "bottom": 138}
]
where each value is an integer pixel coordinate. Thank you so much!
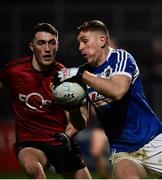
[{"left": 52, "top": 81, "right": 86, "bottom": 108}]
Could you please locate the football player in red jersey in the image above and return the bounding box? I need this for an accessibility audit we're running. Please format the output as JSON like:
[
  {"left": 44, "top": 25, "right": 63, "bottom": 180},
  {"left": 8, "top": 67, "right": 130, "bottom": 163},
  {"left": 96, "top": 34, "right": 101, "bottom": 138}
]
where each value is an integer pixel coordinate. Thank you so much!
[{"left": 0, "top": 23, "right": 91, "bottom": 179}]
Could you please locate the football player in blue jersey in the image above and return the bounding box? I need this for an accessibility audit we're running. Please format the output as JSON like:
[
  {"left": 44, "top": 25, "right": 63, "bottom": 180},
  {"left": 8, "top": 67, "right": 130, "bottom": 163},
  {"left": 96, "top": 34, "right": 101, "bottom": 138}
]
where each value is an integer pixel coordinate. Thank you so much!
[
  {"left": 56, "top": 20, "right": 162, "bottom": 179},
  {"left": 88, "top": 38, "right": 119, "bottom": 179}
]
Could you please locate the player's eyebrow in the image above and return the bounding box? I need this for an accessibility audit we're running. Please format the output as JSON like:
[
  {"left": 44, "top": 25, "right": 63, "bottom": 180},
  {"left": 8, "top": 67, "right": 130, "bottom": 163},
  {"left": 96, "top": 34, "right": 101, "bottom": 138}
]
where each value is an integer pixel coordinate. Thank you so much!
[
  {"left": 37, "top": 38, "right": 57, "bottom": 44},
  {"left": 79, "top": 35, "right": 88, "bottom": 41}
]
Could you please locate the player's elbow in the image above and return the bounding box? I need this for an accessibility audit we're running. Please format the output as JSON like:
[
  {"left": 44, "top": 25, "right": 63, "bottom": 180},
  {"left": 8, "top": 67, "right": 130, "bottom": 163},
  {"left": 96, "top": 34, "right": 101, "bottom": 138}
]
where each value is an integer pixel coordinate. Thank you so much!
[
  {"left": 113, "top": 93, "right": 123, "bottom": 101},
  {"left": 110, "top": 89, "right": 127, "bottom": 101}
]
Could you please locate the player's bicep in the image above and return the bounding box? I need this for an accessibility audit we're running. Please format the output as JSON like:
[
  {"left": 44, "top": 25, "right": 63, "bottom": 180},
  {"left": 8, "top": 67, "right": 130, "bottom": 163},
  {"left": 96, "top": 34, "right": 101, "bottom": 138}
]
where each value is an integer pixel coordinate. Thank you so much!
[{"left": 110, "top": 74, "right": 132, "bottom": 100}]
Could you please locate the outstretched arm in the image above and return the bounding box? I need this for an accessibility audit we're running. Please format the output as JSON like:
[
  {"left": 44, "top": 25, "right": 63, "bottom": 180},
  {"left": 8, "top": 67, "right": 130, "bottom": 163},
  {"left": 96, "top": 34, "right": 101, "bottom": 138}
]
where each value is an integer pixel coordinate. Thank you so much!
[
  {"left": 53, "top": 105, "right": 89, "bottom": 151},
  {"left": 65, "top": 104, "right": 89, "bottom": 137},
  {"left": 82, "top": 71, "right": 131, "bottom": 101},
  {"left": 57, "top": 66, "right": 132, "bottom": 102}
]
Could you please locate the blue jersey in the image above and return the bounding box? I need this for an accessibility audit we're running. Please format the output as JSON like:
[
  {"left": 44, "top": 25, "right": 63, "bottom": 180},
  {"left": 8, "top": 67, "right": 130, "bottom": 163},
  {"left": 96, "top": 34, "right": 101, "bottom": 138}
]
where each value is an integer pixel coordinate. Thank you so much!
[{"left": 86, "top": 48, "right": 162, "bottom": 153}]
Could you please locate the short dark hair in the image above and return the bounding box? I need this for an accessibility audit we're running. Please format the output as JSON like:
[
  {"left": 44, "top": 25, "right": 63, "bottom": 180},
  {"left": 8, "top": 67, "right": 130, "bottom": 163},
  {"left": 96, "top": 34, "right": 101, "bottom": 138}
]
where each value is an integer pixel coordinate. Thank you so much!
[
  {"left": 31, "top": 22, "right": 58, "bottom": 41},
  {"left": 77, "top": 20, "right": 109, "bottom": 38}
]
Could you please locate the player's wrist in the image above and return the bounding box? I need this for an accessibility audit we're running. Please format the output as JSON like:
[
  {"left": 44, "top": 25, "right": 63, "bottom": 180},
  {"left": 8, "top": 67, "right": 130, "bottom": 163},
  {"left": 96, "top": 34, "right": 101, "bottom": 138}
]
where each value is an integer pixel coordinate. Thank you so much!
[
  {"left": 65, "top": 131, "right": 76, "bottom": 139},
  {"left": 77, "top": 63, "right": 90, "bottom": 78}
]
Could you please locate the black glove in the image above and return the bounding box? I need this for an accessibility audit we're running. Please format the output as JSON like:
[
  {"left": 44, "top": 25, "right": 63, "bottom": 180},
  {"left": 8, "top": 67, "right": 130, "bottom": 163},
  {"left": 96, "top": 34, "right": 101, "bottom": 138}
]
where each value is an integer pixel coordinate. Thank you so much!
[
  {"left": 52, "top": 133, "right": 71, "bottom": 151},
  {"left": 63, "top": 64, "right": 91, "bottom": 91},
  {"left": 51, "top": 66, "right": 86, "bottom": 89}
]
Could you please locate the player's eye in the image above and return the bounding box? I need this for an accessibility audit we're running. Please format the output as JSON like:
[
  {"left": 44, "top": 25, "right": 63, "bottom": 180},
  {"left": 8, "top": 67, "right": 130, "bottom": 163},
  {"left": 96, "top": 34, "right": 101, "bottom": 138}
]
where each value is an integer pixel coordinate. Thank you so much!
[
  {"left": 82, "top": 39, "right": 88, "bottom": 44},
  {"left": 49, "top": 39, "right": 57, "bottom": 45},
  {"left": 37, "top": 40, "right": 46, "bottom": 46}
]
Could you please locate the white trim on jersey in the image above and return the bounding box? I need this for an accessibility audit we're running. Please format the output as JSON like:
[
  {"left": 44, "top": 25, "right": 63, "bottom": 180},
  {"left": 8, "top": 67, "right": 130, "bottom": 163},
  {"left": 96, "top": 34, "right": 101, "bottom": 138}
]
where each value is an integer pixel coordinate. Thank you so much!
[
  {"left": 115, "top": 50, "right": 128, "bottom": 73},
  {"left": 111, "top": 71, "right": 132, "bottom": 79}
]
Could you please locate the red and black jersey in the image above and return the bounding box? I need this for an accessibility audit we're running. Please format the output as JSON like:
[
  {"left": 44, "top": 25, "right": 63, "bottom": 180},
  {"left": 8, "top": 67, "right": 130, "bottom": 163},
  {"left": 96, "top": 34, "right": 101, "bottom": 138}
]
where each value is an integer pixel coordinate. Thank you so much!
[{"left": 0, "top": 56, "right": 68, "bottom": 145}]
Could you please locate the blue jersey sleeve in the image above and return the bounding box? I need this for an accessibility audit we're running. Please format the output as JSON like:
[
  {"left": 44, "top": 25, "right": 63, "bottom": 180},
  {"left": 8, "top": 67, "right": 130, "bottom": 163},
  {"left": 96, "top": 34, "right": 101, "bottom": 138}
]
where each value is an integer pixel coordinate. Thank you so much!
[{"left": 111, "top": 49, "right": 139, "bottom": 82}]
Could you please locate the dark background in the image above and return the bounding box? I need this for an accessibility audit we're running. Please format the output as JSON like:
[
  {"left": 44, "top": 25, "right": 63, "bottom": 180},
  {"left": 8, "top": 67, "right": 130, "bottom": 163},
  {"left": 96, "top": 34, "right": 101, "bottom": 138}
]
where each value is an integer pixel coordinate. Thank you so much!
[{"left": 0, "top": 0, "right": 162, "bottom": 175}]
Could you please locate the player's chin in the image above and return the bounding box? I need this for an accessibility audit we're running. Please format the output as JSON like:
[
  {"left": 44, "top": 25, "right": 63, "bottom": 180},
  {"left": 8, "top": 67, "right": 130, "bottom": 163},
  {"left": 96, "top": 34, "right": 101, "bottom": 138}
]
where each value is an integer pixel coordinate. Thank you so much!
[
  {"left": 85, "top": 58, "right": 93, "bottom": 65},
  {"left": 42, "top": 59, "right": 54, "bottom": 65},
  {"left": 82, "top": 57, "right": 89, "bottom": 64}
]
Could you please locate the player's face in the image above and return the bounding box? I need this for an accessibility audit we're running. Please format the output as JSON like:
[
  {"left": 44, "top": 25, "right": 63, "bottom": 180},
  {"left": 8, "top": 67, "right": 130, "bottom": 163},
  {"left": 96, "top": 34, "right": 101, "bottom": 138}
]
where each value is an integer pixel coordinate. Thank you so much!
[
  {"left": 77, "top": 31, "right": 105, "bottom": 67},
  {"left": 30, "top": 31, "right": 58, "bottom": 71}
]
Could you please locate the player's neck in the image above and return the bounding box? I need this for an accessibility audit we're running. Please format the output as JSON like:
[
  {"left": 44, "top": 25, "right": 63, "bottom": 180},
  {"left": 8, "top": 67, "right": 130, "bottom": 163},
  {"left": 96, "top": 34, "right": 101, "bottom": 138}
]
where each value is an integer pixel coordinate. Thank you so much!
[
  {"left": 32, "top": 56, "right": 52, "bottom": 72},
  {"left": 97, "top": 46, "right": 110, "bottom": 66}
]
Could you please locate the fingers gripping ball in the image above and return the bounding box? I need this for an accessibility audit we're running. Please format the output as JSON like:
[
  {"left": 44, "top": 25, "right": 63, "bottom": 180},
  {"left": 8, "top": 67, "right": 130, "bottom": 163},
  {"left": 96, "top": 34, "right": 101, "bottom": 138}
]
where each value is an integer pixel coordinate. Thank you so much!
[{"left": 52, "top": 81, "right": 86, "bottom": 109}]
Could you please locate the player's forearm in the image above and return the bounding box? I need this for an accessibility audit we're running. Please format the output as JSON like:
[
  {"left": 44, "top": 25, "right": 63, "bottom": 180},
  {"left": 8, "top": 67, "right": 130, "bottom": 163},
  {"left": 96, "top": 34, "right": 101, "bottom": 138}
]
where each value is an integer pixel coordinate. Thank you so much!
[
  {"left": 82, "top": 71, "right": 115, "bottom": 99},
  {"left": 69, "top": 109, "right": 87, "bottom": 131},
  {"left": 82, "top": 70, "right": 131, "bottom": 101},
  {"left": 65, "top": 122, "right": 78, "bottom": 138}
]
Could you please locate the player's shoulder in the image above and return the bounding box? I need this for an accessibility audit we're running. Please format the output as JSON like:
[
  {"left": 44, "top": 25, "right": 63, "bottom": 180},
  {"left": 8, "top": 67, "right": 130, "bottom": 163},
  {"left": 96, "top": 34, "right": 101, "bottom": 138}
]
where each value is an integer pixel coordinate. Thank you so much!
[
  {"left": 5, "top": 56, "right": 32, "bottom": 68},
  {"left": 111, "top": 48, "right": 135, "bottom": 62},
  {"left": 111, "top": 48, "right": 128, "bottom": 57}
]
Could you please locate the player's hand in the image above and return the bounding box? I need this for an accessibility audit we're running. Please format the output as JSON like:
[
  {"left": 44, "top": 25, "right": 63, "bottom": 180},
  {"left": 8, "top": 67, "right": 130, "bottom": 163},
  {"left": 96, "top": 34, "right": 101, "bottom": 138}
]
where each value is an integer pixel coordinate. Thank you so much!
[
  {"left": 58, "top": 67, "right": 81, "bottom": 82},
  {"left": 58, "top": 64, "right": 91, "bottom": 89},
  {"left": 58, "top": 63, "right": 91, "bottom": 82},
  {"left": 52, "top": 133, "right": 71, "bottom": 151}
]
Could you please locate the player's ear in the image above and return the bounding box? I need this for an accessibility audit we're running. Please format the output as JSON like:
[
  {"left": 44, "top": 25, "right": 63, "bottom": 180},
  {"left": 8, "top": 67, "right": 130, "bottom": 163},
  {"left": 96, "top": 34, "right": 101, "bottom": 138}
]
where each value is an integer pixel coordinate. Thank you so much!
[
  {"left": 29, "top": 42, "right": 34, "bottom": 52},
  {"left": 100, "top": 36, "right": 107, "bottom": 48},
  {"left": 56, "top": 41, "right": 59, "bottom": 51}
]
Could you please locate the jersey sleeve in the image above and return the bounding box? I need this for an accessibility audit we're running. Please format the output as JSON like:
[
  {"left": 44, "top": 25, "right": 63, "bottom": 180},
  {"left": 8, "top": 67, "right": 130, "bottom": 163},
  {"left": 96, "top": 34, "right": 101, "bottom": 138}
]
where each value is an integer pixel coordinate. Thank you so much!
[{"left": 111, "top": 49, "right": 139, "bottom": 80}]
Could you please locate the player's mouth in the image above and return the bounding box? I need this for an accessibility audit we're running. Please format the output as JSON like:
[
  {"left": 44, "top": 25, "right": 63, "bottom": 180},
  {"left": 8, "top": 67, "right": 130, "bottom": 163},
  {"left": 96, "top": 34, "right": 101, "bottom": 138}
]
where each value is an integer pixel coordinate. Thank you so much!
[
  {"left": 81, "top": 53, "right": 88, "bottom": 59},
  {"left": 43, "top": 55, "right": 52, "bottom": 60}
]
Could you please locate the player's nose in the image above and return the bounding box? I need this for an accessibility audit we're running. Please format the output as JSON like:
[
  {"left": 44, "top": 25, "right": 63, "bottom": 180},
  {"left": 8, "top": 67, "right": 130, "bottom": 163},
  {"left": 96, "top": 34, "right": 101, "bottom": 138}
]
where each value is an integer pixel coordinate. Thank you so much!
[{"left": 44, "top": 43, "right": 50, "bottom": 52}]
